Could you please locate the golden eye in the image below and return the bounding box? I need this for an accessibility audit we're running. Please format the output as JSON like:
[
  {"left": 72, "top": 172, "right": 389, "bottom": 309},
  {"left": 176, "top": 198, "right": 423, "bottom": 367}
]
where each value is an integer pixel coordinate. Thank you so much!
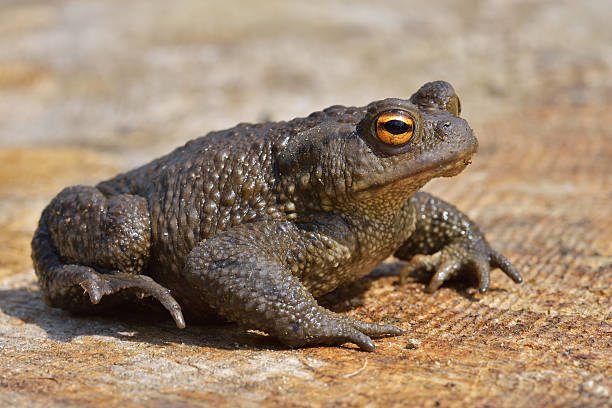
[{"left": 376, "top": 112, "right": 414, "bottom": 145}]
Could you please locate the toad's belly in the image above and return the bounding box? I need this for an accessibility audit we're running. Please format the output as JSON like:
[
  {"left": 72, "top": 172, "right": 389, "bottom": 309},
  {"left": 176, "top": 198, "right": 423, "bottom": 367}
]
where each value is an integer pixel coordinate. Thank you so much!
[{"left": 301, "top": 251, "right": 396, "bottom": 298}]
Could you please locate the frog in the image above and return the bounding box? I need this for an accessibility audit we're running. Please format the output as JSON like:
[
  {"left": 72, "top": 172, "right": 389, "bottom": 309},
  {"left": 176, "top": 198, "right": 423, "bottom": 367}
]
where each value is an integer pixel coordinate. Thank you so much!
[{"left": 31, "top": 81, "right": 522, "bottom": 351}]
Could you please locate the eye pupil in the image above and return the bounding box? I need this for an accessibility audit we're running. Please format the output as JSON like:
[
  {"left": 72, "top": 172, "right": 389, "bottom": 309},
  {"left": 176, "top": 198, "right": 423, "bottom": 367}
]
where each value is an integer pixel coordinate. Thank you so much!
[{"left": 383, "top": 119, "right": 412, "bottom": 135}]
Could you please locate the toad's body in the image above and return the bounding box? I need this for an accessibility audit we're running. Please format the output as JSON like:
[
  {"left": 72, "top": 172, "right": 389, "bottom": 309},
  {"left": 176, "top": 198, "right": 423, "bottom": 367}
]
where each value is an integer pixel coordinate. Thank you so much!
[{"left": 32, "top": 82, "right": 521, "bottom": 350}]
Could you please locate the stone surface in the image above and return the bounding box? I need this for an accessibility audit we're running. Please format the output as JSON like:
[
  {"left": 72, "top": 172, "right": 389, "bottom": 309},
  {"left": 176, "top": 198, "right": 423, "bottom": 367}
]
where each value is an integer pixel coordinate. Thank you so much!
[{"left": 0, "top": 0, "right": 610, "bottom": 407}]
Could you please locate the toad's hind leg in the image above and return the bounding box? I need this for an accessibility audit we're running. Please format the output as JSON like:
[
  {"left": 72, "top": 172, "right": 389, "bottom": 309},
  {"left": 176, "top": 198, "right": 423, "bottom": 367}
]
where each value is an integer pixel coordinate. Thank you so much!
[{"left": 31, "top": 186, "right": 184, "bottom": 328}]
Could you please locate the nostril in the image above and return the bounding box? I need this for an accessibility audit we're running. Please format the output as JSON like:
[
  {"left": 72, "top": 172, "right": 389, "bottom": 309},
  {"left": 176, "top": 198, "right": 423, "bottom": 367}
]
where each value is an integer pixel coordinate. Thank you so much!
[{"left": 436, "top": 121, "right": 453, "bottom": 140}]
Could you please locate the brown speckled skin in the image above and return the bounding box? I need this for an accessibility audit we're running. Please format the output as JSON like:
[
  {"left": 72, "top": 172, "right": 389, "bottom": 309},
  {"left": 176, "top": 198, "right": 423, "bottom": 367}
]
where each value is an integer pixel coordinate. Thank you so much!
[{"left": 31, "top": 81, "right": 521, "bottom": 351}]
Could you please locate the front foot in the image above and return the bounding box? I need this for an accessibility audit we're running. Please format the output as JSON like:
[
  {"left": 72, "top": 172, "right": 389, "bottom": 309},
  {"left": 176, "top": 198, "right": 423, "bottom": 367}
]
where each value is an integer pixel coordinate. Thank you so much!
[
  {"left": 283, "top": 311, "right": 403, "bottom": 352},
  {"left": 399, "top": 237, "right": 522, "bottom": 293},
  {"left": 185, "top": 221, "right": 403, "bottom": 352}
]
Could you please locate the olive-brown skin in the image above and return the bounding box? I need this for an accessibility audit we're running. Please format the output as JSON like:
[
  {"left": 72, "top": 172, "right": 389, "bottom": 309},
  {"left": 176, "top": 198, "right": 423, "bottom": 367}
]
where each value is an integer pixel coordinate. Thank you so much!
[{"left": 31, "top": 81, "right": 522, "bottom": 351}]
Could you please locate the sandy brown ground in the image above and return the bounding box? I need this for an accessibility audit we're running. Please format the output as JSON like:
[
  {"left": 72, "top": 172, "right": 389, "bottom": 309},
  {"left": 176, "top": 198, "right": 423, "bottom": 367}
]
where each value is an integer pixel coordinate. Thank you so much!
[{"left": 0, "top": 1, "right": 610, "bottom": 407}]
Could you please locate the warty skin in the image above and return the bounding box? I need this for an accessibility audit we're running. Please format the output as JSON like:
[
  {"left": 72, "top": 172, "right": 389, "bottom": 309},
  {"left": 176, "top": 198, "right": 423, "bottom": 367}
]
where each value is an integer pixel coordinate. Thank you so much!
[{"left": 32, "top": 81, "right": 522, "bottom": 351}]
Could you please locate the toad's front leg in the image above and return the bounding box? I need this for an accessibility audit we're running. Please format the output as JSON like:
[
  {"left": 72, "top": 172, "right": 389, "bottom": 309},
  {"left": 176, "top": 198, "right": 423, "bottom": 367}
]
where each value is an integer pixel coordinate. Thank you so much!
[
  {"left": 396, "top": 192, "right": 522, "bottom": 292},
  {"left": 182, "top": 221, "right": 402, "bottom": 351}
]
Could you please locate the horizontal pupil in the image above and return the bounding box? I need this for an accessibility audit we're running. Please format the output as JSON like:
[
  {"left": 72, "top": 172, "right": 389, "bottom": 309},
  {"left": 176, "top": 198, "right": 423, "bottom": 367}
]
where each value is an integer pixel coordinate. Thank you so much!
[{"left": 383, "top": 119, "right": 412, "bottom": 135}]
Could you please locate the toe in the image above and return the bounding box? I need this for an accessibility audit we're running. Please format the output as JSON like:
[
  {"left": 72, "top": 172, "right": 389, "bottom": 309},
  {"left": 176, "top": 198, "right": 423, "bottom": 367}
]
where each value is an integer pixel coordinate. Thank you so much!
[
  {"left": 400, "top": 254, "right": 437, "bottom": 285},
  {"left": 344, "top": 330, "right": 375, "bottom": 352},
  {"left": 426, "top": 262, "right": 459, "bottom": 293},
  {"left": 166, "top": 301, "right": 185, "bottom": 329},
  {"left": 346, "top": 318, "right": 404, "bottom": 337},
  {"left": 470, "top": 257, "right": 491, "bottom": 293},
  {"left": 490, "top": 252, "right": 522, "bottom": 283},
  {"left": 80, "top": 279, "right": 105, "bottom": 304}
]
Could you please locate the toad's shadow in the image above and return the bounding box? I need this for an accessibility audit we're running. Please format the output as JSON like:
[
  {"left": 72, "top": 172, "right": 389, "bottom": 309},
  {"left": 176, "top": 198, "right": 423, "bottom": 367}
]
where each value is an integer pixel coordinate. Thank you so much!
[
  {"left": 0, "top": 286, "right": 279, "bottom": 350},
  {"left": 321, "top": 259, "right": 487, "bottom": 309},
  {"left": 0, "top": 261, "right": 482, "bottom": 350}
]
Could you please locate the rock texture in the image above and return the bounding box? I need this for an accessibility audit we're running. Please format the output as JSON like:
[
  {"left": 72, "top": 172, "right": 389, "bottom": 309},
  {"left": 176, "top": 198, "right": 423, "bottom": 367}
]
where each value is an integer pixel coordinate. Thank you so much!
[{"left": 1, "top": 0, "right": 610, "bottom": 407}]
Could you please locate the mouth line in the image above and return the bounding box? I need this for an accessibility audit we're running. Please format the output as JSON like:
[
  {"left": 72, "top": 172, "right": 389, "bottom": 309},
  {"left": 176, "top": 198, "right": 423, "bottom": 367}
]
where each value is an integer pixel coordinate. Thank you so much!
[
  {"left": 435, "top": 153, "right": 474, "bottom": 177},
  {"left": 354, "top": 150, "right": 476, "bottom": 194}
]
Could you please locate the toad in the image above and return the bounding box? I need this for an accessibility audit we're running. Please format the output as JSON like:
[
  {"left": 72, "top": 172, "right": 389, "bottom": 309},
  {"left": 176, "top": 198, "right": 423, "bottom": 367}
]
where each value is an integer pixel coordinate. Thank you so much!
[{"left": 31, "top": 81, "right": 521, "bottom": 351}]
